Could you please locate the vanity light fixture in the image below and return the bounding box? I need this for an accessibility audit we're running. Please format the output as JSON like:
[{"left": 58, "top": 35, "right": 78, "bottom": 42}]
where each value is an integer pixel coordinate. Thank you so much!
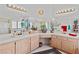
[
  {"left": 61, "top": 10, "right": 64, "bottom": 13},
  {"left": 16, "top": 6, "right": 20, "bottom": 10},
  {"left": 71, "top": 9, "right": 75, "bottom": 11},
  {"left": 64, "top": 10, "right": 67, "bottom": 13},
  {"left": 56, "top": 11, "right": 60, "bottom": 14},
  {"left": 7, "top": 4, "right": 12, "bottom": 8},
  {"left": 58, "top": 11, "right": 61, "bottom": 14},
  {"left": 63, "top": 10, "right": 66, "bottom": 13},
  {"left": 6, "top": 4, "right": 27, "bottom": 12},
  {"left": 67, "top": 9, "right": 69, "bottom": 12},
  {"left": 12, "top": 5, "right": 16, "bottom": 9},
  {"left": 56, "top": 8, "right": 75, "bottom": 14}
]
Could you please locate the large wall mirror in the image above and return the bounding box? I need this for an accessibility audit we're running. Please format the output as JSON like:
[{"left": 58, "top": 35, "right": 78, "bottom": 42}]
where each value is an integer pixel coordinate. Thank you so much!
[{"left": 0, "top": 17, "right": 11, "bottom": 34}]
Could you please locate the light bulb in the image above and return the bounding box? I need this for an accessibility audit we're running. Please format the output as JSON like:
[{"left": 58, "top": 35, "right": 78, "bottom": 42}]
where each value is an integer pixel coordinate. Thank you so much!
[
  {"left": 56, "top": 11, "right": 58, "bottom": 14},
  {"left": 16, "top": 6, "right": 20, "bottom": 10},
  {"left": 12, "top": 5, "right": 16, "bottom": 9},
  {"left": 72, "top": 8, "right": 75, "bottom": 11},
  {"left": 63, "top": 10, "right": 66, "bottom": 13},
  {"left": 69, "top": 9, "right": 72, "bottom": 12},
  {"left": 23, "top": 9, "right": 26, "bottom": 12},
  {"left": 58, "top": 11, "right": 61, "bottom": 14},
  {"left": 64, "top": 10, "right": 67, "bottom": 13},
  {"left": 20, "top": 8, "right": 23, "bottom": 11},
  {"left": 22, "top": 8, "right": 25, "bottom": 11},
  {"left": 20, "top": 8, "right": 22, "bottom": 10},
  {"left": 7, "top": 4, "right": 12, "bottom": 8},
  {"left": 61, "top": 10, "right": 64, "bottom": 13},
  {"left": 66, "top": 9, "right": 69, "bottom": 12}
]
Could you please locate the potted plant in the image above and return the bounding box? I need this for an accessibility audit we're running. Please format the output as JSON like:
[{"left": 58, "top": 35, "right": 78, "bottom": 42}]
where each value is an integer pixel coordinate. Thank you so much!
[{"left": 40, "top": 22, "right": 47, "bottom": 33}]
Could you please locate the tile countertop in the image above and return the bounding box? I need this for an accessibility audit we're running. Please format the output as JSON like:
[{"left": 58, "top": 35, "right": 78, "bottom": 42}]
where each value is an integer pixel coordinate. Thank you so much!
[
  {"left": 0, "top": 33, "right": 39, "bottom": 45},
  {"left": 0, "top": 32, "right": 79, "bottom": 45},
  {"left": 53, "top": 32, "right": 79, "bottom": 39},
  {"left": 39, "top": 32, "right": 79, "bottom": 39}
]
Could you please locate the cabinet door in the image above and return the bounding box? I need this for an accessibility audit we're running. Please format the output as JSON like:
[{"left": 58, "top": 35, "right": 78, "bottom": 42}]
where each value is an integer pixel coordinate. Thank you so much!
[
  {"left": 31, "top": 35, "right": 39, "bottom": 51},
  {"left": 51, "top": 36, "right": 57, "bottom": 48},
  {"left": 62, "top": 38, "right": 77, "bottom": 54},
  {"left": 56, "top": 39, "right": 61, "bottom": 49},
  {"left": 77, "top": 40, "right": 79, "bottom": 54},
  {"left": 51, "top": 35, "right": 62, "bottom": 49},
  {"left": 16, "top": 38, "right": 30, "bottom": 54},
  {"left": 0, "top": 42, "right": 15, "bottom": 54}
]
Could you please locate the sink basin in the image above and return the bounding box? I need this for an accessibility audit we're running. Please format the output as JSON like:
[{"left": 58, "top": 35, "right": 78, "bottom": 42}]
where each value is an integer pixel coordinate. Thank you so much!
[{"left": 69, "top": 33, "right": 77, "bottom": 36}]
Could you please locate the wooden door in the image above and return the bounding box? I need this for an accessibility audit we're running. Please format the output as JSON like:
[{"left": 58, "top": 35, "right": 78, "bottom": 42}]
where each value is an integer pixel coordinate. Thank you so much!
[
  {"left": 56, "top": 36, "right": 62, "bottom": 49},
  {"left": 62, "top": 38, "right": 77, "bottom": 54},
  {"left": 51, "top": 35, "right": 57, "bottom": 48},
  {"left": 31, "top": 35, "right": 39, "bottom": 51},
  {"left": 51, "top": 35, "right": 62, "bottom": 49},
  {"left": 0, "top": 42, "right": 15, "bottom": 54},
  {"left": 16, "top": 38, "right": 30, "bottom": 54}
]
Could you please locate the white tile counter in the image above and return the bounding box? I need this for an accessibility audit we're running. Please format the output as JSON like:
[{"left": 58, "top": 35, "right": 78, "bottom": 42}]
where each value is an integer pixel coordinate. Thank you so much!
[
  {"left": 52, "top": 32, "right": 79, "bottom": 39},
  {"left": 0, "top": 33, "right": 39, "bottom": 45},
  {"left": 39, "top": 32, "right": 79, "bottom": 39},
  {"left": 0, "top": 32, "right": 79, "bottom": 45}
]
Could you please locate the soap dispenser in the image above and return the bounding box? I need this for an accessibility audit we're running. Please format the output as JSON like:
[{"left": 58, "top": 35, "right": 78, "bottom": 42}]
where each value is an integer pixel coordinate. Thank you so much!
[{"left": 68, "top": 25, "right": 72, "bottom": 33}]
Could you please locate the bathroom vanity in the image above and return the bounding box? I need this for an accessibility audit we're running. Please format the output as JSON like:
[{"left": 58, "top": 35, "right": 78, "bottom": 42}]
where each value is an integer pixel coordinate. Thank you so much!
[
  {"left": 0, "top": 33, "right": 40, "bottom": 54},
  {"left": 0, "top": 32, "right": 79, "bottom": 54}
]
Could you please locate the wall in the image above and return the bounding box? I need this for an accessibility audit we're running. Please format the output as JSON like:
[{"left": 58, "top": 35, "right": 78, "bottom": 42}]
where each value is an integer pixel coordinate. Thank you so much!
[
  {"left": 0, "top": 4, "right": 79, "bottom": 22},
  {"left": 0, "top": 4, "right": 79, "bottom": 33},
  {"left": 55, "top": 10, "right": 79, "bottom": 25}
]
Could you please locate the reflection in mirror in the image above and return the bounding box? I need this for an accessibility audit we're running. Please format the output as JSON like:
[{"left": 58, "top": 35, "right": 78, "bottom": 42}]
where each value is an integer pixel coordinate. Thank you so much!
[
  {"left": 12, "top": 21, "right": 17, "bottom": 29},
  {"left": 0, "top": 17, "right": 11, "bottom": 34},
  {"left": 18, "top": 21, "right": 21, "bottom": 28}
]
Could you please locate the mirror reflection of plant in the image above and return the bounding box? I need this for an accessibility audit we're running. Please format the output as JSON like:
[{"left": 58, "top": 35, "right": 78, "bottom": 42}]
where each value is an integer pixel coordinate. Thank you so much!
[
  {"left": 50, "top": 23, "right": 54, "bottom": 32},
  {"left": 21, "top": 19, "right": 25, "bottom": 28},
  {"left": 21, "top": 19, "right": 30, "bottom": 30},
  {"left": 40, "top": 21, "right": 47, "bottom": 33},
  {"left": 31, "top": 25, "right": 37, "bottom": 30}
]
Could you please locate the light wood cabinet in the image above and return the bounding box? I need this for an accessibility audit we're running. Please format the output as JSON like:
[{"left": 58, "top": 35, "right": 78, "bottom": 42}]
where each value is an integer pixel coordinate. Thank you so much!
[
  {"left": 51, "top": 35, "right": 77, "bottom": 54},
  {"left": 16, "top": 38, "right": 30, "bottom": 54},
  {"left": 0, "top": 42, "right": 15, "bottom": 54},
  {"left": 31, "top": 35, "right": 39, "bottom": 51},
  {"left": 51, "top": 35, "right": 62, "bottom": 49},
  {"left": 56, "top": 36, "right": 62, "bottom": 49},
  {"left": 62, "top": 37, "right": 77, "bottom": 54},
  {"left": 51, "top": 35, "right": 57, "bottom": 48},
  {"left": 77, "top": 40, "right": 79, "bottom": 53}
]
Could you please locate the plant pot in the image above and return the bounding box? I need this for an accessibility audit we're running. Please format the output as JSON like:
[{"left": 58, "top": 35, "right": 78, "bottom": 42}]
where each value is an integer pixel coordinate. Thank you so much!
[{"left": 41, "top": 29, "right": 47, "bottom": 33}]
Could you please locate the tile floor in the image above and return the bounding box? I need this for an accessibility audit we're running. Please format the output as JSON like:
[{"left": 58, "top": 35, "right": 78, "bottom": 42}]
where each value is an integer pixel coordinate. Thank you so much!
[
  {"left": 30, "top": 45, "right": 52, "bottom": 53},
  {"left": 30, "top": 45, "right": 66, "bottom": 54}
]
